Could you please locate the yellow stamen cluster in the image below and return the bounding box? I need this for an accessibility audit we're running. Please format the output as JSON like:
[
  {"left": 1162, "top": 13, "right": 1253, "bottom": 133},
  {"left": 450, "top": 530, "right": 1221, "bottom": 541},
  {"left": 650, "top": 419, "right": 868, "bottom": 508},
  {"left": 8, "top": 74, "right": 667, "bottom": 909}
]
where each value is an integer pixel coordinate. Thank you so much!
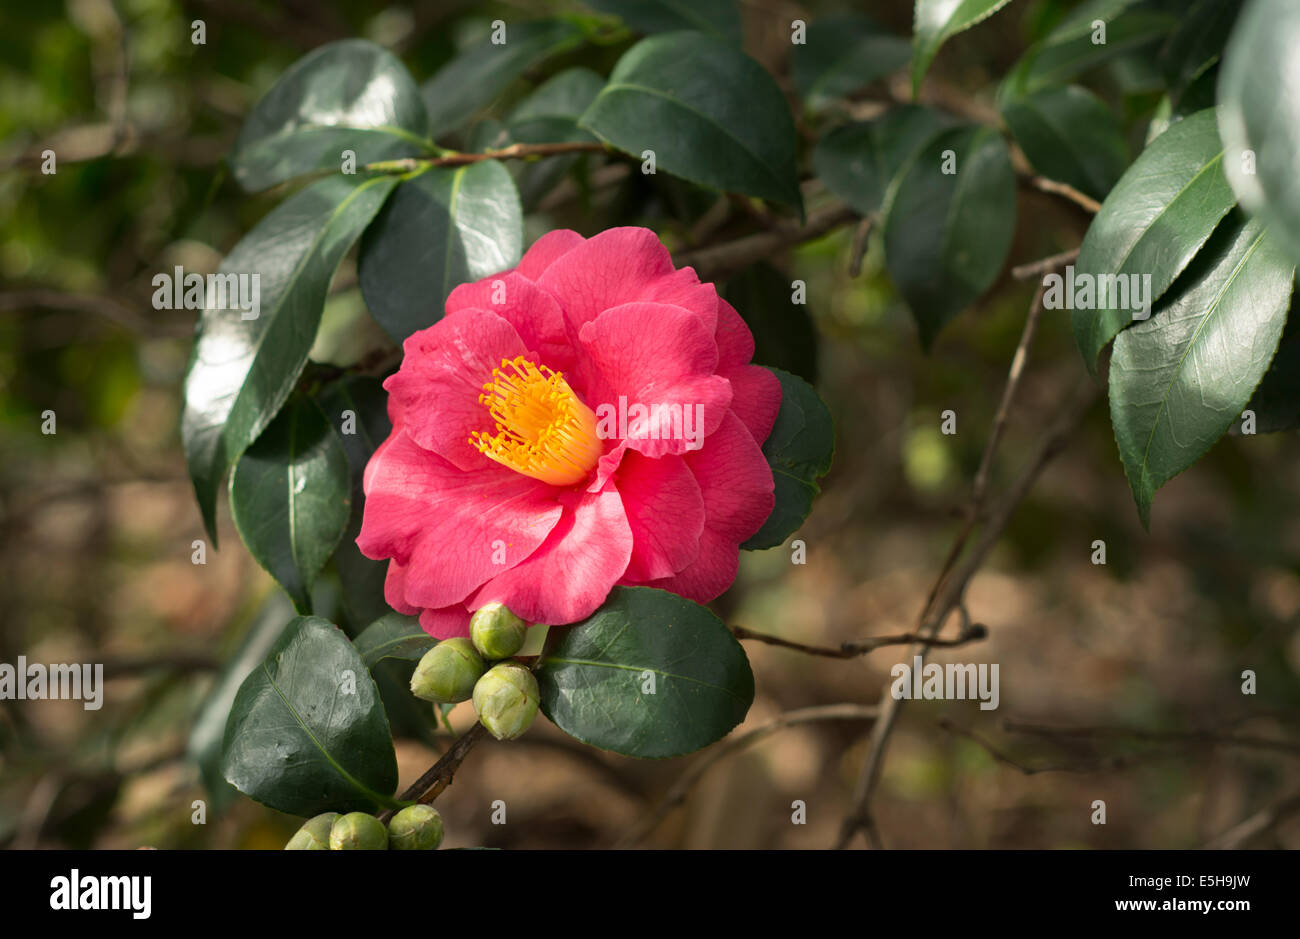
[{"left": 470, "top": 356, "right": 603, "bottom": 486}]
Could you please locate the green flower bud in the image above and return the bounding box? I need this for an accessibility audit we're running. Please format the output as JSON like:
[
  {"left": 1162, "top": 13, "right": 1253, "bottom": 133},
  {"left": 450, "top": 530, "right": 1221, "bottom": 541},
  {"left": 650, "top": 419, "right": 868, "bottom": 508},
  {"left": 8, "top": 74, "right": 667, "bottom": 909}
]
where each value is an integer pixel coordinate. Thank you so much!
[
  {"left": 387, "top": 804, "right": 444, "bottom": 850},
  {"left": 470, "top": 603, "right": 528, "bottom": 660},
  {"left": 329, "top": 812, "right": 388, "bottom": 850},
  {"left": 411, "top": 638, "right": 484, "bottom": 703},
  {"left": 472, "top": 662, "right": 540, "bottom": 741},
  {"left": 285, "top": 811, "right": 338, "bottom": 850}
]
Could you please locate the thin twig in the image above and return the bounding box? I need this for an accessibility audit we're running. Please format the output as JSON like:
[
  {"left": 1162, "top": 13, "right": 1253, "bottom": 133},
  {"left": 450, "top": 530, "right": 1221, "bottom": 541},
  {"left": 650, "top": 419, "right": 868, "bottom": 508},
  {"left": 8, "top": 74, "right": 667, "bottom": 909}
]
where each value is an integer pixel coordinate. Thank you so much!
[
  {"left": 1002, "top": 721, "right": 1300, "bottom": 758},
  {"left": 378, "top": 722, "right": 490, "bottom": 824},
  {"left": 835, "top": 350, "right": 1100, "bottom": 849},
  {"left": 730, "top": 623, "right": 987, "bottom": 658},
  {"left": 1204, "top": 788, "right": 1300, "bottom": 849},
  {"left": 617, "top": 704, "right": 879, "bottom": 848},
  {"left": 938, "top": 718, "right": 1121, "bottom": 775},
  {"left": 1028, "top": 176, "right": 1101, "bottom": 214},
  {"left": 364, "top": 141, "right": 609, "bottom": 174},
  {"left": 674, "top": 203, "right": 860, "bottom": 282},
  {"left": 1011, "top": 248, "right": 1080, "bottom": 281}
]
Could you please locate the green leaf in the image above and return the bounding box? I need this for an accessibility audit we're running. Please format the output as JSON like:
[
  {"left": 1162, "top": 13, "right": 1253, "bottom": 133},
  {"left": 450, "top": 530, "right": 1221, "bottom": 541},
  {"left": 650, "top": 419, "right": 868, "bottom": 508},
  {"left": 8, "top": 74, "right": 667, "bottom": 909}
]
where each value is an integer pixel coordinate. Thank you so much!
[
  {"left": 353, "top": 612, "right": 435, "bottom": 669},
  {"left": 1245, "top": 300, "right": 1300, "bottom": 433},
  {"left": 1159, "top": 0, "right": 1242, "bottom": 98},
  {"left": 1218, "top": 0, "right": 1300, "bottom": 265},
  {"left": 182, "top": 173, "right": 398, "bottom": 542},
  {"left": 230, "top": 396, "right": 350, "bottom": 613},
  {"left": 1071, "top": 108, "right": 1236, "bottom": 374},
  {"left": 882, "top": 125, "right": 1016, "bottom": 349},
  {"left": 318, "top": 376, "right": 394, "bottom": 630},
  {"left": 221, "top": 616, "right": 399, "bottom": 817},
  {"left": 742, "top": 368, "right": 834, "bottom": 550},
  {"left": 421, "top": 20, "right": 584, "bottom": 137},
  {"left": 813, "top": 105, "right": 952, "bottom": 216},
  {"left": 231, "top": 39, "right": 429, "bottom": 192},
  {"left": 506, "top": 67, "right": 605, "bottom": 144},
  {"left": 536, "top": 587, "right": 754, "bottom": 758},
  {"left": 1109, "top": 213, "right": 1295, "bottom": 526},
  {"left": 358, "top": 162, "right": 523, "bottom": 343},
  {"left": 579, "top": 32, "right": 802, "bottom": 208},
  {"left": 187, "top": 591, "right": 295, "bottom": 811},
  {"left": 583, "top": 0, "right": 742, "bottom": 42},
  {"left": 724, "top": 263, "right": 818, "bottom": 384},
  {"left": 912, "top": 0, "right": 1016, "bottom": 96},
  {"left": 792, "top": 13, "right": 910, "bottom": 110},
  {"left": 1002, "top": 0, "right": 1176, "bottom": 97},
  {"left": 1001, "top": 85, "right": 1127, "bottom": 201}
]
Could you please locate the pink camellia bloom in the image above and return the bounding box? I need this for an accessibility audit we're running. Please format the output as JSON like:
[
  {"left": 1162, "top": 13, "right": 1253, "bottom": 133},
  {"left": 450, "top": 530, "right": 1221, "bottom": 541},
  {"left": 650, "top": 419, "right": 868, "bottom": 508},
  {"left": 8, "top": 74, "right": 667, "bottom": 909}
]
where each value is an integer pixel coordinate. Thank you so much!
[{"left": 357, "top": 227, "right": 780, "bottom": 638}]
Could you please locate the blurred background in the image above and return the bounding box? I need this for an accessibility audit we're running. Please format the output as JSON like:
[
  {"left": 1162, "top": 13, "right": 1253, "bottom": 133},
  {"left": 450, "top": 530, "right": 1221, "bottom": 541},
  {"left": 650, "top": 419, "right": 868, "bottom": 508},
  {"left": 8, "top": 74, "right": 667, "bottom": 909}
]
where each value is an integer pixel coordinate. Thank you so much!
[{"left": 2, "top": 0, "right": 1298, "bottom": 849}]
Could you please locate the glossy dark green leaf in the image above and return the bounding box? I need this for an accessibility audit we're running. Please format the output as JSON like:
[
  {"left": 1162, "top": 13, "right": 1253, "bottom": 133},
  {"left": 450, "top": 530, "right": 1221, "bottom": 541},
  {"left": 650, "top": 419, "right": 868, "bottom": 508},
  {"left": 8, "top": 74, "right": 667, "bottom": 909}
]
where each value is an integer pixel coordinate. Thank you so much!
[
  {"left": 358, "top": 162, "right": 522, "bottom": 343},
  {"left": 1109, "top": 214, "right": 1295, "bottom": 526},
  {"left": 504, "top": 68, "right": 607, "bottom": 211},
  {"left": 1002, "top": 0, "right": 1176, "bottom": 96},
  {"left": 579, "top": 32, "right": 802, "bottom": 208},
  {"left": 231, "top": 39, "right": 429, "bottom": 192},
  {"left": 536, "top": 587, "right": 754, "bottom": 758},
  {"left": 912, "top": 0, "right": 1015, "bottom": 96},
  {"left": 792, "top": 13, "right": 910, "bottom": 110},
  {"left": 813, "top": 105, "right": 952, "bottom": 216},
  {"left": 1218, "top": 0, "right": 1300, "bottom": 264},
  {"left": 1159, "top": 0, "right": 1242, "bottom": 98},
  {"left": 353, "top": 612, "right": 435, "bottom": 669},
  {"left": 421, "top": 20, "right": 584, "bottom": 136},
  {"left": 1002, "top": 85, "right": 1127, "bottom": 201},
  {"left": 1071, "top": 108, "right": 1236, "bottom": 374},
  {"left": 229, "top": 396, "right": 350, "bottom": 612},
  {"left": 882, "top": 125, "right": 1016, "bottom": 349},
  {"left": 583, "top": 0, "right": 742, "bottom": 42},
  {"left": 742, "top": 368, "right": 834, "bottom": 550},
  {"left": 318, "top": 376, "right": 394, "bottom": 630},
  {"left": 1245, "top": 300, "right": 1300, "bottom": 433},
  {"left": 724, "top": 263, "right": 818, "bottom": 384},
  {"left": 182, "top": 173, "right": 398, "bottom": 542},
  {"left": 221, "top": 616, "right": 399, "bottom": 817},
  {"left": 506, "top": 67, "right": 604, "bottom": 144},
  {"left": 187, "top": 591, "right": 295, "bottom": 811}
]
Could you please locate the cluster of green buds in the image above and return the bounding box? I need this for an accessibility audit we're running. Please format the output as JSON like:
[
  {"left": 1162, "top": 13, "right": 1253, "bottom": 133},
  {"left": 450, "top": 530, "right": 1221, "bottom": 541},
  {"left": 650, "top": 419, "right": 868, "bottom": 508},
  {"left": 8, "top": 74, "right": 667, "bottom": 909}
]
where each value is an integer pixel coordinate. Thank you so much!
[
  {"left": 409, "top": 603, "right": 540, "bottom": 741},
  {"left": 285, "top": 805, "right": 444, "bottom": 851}
]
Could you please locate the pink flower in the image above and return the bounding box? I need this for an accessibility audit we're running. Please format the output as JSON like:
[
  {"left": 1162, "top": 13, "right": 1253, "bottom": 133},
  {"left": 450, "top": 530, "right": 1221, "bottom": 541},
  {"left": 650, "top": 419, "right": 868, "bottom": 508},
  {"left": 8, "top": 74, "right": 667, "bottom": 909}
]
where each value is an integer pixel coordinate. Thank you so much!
[{"left": 357, "top": 227, "right": 780, "bottom": 637}]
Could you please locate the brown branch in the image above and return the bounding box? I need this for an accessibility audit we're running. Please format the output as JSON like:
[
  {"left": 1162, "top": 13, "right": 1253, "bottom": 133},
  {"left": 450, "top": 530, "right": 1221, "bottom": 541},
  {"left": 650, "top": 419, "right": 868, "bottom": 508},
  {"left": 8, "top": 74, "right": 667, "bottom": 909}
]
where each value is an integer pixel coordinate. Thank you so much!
[
  {"left": 834, "top": 278, "right": 1100, "bottom": 847},
  {"left": 1001, "top": 721, "right": 1300, "bottom": 758},
  {"left": 100, "top": 653, "right": 221, "bottom": 679},
  {"left": 1027, "top": 176, "right": 1102, "bottom": 214},
  {"left": 617, "top": 704, "right": 879, "bottom": 848},
  {"left": 673, "top": 203, "right": 860, "bottom": 282},
  {"left": 1012, "top": 248, "right": 1080, "bottom": 281},
  {"left": 1204, "top": 788, "right": 1300, "bottom": 849},
  {"left": 364, "top": 141, "right": 610, "bottom": 174},
  {"left": 378, "top": 722, "right": 490, "bottom": 824},
  {"left": 938, "top": 718, "right": 1123, "bottom": 775},
  {"left": 731, "top": 623, "right": 987, "bottom": 658}
]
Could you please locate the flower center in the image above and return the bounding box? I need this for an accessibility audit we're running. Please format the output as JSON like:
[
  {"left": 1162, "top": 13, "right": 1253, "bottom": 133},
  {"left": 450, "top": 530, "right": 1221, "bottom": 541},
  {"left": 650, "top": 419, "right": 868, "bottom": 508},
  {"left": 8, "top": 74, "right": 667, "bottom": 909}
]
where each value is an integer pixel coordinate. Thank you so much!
[{"left": 470, "top": 356, "right": 603, "bottom": 486}]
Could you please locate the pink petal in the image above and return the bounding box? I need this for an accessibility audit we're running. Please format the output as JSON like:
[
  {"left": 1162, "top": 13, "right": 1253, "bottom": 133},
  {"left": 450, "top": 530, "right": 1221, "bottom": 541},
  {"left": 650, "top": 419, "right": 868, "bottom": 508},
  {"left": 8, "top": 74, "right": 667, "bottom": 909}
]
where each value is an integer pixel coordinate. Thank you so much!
[
  {"left": 722, "top": 363, "right": 782, "bottom": 446},
  {"left": 383, "top": 560, "right": 421, "bottom": 616},
  {"left": 444, "top": 271, "right": 574, "bottom": 370},
  {"left": 419, "top": 604, "right": 472, "bottom": 640},
  {"left": 714, "top": 298, "right": 755, "bottom": 370},
  {"left": 357, "top": 428, "right": 563, "bottom": 609},
  {"left": 578, "top": 301, "right": 732, "bottom": 458},
  {"left": 642, "top": 412, "right": 774, "bottom": 602},
  {"left": 384, "top": 307, "right": 530, "bottom": 471},
  {"left": 537, "top": 227, "right": 719, "bottom": 337},
  {"left": 615, "top": 450, "right": 704, "bottom": 581},
  {"left": 516, "top": 229, "right": 585, "bottom": 281},
  {"left": 468, "top": 484, "right": 633, "bottom": 625}
]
